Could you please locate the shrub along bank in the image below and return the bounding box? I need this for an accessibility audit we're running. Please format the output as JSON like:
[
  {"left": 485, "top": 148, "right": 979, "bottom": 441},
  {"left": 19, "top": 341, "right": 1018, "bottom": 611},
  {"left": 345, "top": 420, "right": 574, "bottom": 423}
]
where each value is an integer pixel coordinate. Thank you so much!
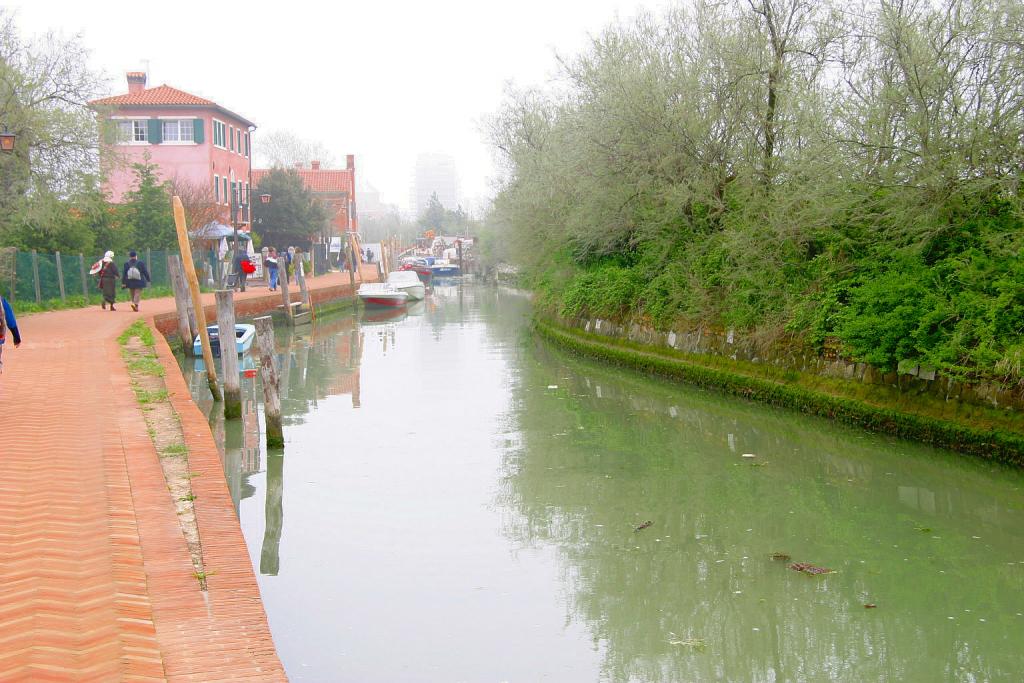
[
  {"left": 536, "top": 319, "right": 1024, "bottom": 465},
  {"left": 489, "top": 1, "right": 1024, "bottom": 395}
]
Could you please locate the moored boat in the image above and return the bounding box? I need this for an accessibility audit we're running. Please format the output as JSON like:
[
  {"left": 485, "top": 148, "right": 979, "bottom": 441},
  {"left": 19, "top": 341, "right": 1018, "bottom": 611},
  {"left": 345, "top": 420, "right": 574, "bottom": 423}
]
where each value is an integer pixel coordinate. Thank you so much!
[
  {"left": 357, "top": 282, "right": 410, "bottom": 307},
  {"left": 429, "top": 260, "right": 461, "bottom": 277},
  {"left": 386, "top": 270, "right": 426, "bottom": 301},
  {"left": 193, "top": 323, "right": 256, "bottom": 356}
]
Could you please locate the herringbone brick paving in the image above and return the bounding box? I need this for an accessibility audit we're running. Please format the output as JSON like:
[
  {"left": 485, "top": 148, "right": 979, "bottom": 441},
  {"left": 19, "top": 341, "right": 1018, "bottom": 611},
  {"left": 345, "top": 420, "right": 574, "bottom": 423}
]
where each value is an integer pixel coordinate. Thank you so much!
[{"left": 0, "top": 269, "right": 373, "bottom": 681}]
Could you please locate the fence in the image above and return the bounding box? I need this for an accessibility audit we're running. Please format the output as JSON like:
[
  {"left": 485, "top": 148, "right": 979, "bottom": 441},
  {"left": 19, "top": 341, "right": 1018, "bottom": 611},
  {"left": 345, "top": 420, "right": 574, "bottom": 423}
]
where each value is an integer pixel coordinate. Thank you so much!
[{"left": 0, "top": 248, "right": 181, "bottom": 304}]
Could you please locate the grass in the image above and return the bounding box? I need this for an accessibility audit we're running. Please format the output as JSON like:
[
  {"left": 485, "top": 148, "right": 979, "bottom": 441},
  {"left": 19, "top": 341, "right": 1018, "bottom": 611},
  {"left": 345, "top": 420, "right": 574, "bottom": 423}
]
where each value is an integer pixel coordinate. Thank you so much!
[
  {"left": 126, "top": 355, "right": 165, "bottom": 377},
  {"left": 15, "top": 285, "right": 176, "bottom": 314},
  {"left": 133, "top": 387, "right": 169, "bottom": 404},
  {"left": 161, "top": 443, "right": 188, "bottom": 456},
  {"left": 118, "top": 320, "right": 155, "bottom": 347}
]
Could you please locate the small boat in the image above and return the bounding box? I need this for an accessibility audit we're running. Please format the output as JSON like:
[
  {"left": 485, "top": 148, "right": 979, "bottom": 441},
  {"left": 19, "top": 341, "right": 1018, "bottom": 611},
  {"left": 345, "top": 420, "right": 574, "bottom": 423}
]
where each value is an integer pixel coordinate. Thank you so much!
[
  {"left": 386, "top": 270, "right": 426, "bottom": 301},
  {"left": 193, "top": 323, "right": 256, "bottom": 356},
  {"left": 357, "top": 283, "right": 409, "bottom": 307},
  {"left": 429, "top": 260, "right": 461, "bottom": 277},
  {"left": 399, "top": 259, "right": 433, "bottom": 284}
]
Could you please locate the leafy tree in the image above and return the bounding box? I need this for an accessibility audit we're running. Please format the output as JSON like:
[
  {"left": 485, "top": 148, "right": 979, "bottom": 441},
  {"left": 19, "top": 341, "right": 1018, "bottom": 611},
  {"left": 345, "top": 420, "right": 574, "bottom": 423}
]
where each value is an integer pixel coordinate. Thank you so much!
[
  {"left": 417, "top": 193, "right": 475, "bottom": 235},
  {"left": 121, "top": 161, "right": 176, "bottom": 250},
  {"left": 251, "top": 168, "right": 329, "bottom": 246}
]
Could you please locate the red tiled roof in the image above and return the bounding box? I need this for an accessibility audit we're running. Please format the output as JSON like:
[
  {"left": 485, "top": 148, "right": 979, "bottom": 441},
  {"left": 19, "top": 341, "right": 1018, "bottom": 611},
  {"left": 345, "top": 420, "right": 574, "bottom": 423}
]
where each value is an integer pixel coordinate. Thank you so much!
[
  {"left": 89, "top": 85, "right": 256, "bottom": 127},
  {"left": 90, "top": 85, "right": 216, "bottom": 107},
  {"left": 252, "top": 168, "right": 353, "bottom": 194}
]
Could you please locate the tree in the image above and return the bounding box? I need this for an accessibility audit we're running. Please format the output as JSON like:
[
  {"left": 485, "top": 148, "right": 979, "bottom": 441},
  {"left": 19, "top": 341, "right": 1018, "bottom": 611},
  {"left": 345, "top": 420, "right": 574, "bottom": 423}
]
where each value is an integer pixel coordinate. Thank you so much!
[
  {"left": 255, "top": 130, "right": 337, "bottom": 169},
  {"left": 167, "top": 175, "right": 222, "bottom": 233},
  {"left": 417, "top": 193, "right": 475, "bottom": 235},
  {"left": 122, "top": 161, "right": 176, "bottom": 250},
  {"left": 251, "top": 168, "right": 329, "bottom": 246},
  {"left": 0, "top": 10, "right": 107, "bottom": 250}
]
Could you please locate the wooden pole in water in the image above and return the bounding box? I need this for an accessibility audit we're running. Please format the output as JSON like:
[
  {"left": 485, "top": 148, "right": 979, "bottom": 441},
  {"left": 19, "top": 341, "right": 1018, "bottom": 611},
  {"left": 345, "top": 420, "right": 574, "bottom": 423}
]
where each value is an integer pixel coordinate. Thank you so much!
[
  {"left": 295, "top": 258, "right": 315, "bottom": 321},
  {"left": 215, "top": 290, "right": 241, "bottom": 418},
  {"left": 167, "top": 255, "right": 194, "bottom": 355},
  {"left": 172, "top": 195, "right": 222, "bottom": 401},
  {"left": 279, "top": 262, "right": 294, "bottom": 326},
  {"left": 254, "top": 316, "right": 283, "bottom": 448}
]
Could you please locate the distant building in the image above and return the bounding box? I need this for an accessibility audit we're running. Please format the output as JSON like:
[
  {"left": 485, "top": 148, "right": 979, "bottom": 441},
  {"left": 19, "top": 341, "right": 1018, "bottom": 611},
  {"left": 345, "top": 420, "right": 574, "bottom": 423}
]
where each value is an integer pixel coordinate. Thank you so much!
[
  {"left": 410, "top": 152, "right": 459, "bottom": 216},
  {"left": 90, "top": 72, "right": 256, "bottom": 228},
  {"left": 251, "top": 157, "right": 357, "bottom": 240},
  {"left": 356, "top": 180, "right": 401, "bottom": 222}
]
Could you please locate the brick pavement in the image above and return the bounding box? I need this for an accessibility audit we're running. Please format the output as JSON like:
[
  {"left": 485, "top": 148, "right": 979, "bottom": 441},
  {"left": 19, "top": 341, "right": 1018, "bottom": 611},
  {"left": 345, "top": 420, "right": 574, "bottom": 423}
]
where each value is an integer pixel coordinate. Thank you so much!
[{"left": 0, "top": 269, "right": 374, "bottom": 681}]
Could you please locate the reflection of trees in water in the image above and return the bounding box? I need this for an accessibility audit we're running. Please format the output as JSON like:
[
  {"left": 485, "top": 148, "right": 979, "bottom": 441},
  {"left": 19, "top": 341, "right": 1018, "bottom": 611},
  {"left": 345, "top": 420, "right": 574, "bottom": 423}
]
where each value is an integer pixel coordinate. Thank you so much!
[{"left": 498, "top": 340, "right": 1024, "bottom": 682}]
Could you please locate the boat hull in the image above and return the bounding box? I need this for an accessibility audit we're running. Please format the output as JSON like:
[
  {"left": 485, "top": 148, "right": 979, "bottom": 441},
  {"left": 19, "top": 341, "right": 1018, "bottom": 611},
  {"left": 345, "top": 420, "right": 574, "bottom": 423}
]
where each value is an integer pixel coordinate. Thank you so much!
[
  {"left": 360, "top": 295, "right": 408, "bottom": 307},
  {"left": 193, "top": 324, "right": 255, "bottom": 356}
]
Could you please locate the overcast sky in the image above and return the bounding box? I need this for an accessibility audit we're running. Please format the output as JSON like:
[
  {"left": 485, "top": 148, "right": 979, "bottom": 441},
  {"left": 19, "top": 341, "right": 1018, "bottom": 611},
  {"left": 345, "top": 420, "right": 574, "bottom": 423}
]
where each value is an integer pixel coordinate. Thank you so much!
[{"left": 12, "top": 0, "right": 671, "bottom": 213}]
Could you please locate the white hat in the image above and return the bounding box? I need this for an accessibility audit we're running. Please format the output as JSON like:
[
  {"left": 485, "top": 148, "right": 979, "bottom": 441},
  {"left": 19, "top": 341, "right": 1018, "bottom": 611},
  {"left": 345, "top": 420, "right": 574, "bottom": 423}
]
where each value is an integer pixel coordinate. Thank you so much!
[{"left": 103, "top": 250, "right": 114, "bottom": 262}]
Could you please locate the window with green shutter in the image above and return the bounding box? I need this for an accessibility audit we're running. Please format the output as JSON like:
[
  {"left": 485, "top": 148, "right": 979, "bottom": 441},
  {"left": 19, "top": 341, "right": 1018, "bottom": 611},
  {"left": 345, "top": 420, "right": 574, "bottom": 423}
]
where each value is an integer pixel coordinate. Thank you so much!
[
  {"left": 229, "top": 126, "right": 234, "bottom": 151},
  {"left": 147, "top": 119, "right": 162, "bottom": 144},
  {"left": 214, "top": 175, "right": 220, "bottom": 202},
  {"left": 193, "top": 119, "right": 204, "bottom": 144},
  {"left": 245, "top": 133, "right": 249, "bottom": 157}
]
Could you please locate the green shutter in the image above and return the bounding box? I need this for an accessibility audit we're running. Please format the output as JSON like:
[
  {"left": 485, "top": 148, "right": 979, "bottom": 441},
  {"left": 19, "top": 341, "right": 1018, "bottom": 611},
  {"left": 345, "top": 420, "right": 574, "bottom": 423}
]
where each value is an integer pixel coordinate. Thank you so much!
[
  {"left": 229, "top": 127, "right": 234, "bottom": 151},
  {"left": 147, "top": 119, "right": 162, "bottom": 144},
  {"left": 193, "top": 119, "right": 204, "bottom": 144},
  {"left": 245, "top": 133, "right": 249, "bottom": 157}
]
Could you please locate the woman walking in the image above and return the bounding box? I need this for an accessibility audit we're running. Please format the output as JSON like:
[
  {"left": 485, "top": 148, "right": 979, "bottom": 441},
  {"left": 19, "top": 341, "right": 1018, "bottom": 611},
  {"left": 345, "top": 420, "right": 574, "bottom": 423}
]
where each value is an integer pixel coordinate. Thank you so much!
[
  {"left": 122, "top": 250, "right": 151, "bottom": 312},
  {"left": 97, "top": 251, "right": 119, "bottom": 311}
]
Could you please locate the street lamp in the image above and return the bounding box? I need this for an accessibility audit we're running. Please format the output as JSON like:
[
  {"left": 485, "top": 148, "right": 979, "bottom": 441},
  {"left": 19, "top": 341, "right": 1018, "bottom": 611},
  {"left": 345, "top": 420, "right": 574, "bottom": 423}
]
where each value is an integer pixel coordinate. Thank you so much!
[{"left": 0, "top": 127, "right": 15, "bottom": 153}]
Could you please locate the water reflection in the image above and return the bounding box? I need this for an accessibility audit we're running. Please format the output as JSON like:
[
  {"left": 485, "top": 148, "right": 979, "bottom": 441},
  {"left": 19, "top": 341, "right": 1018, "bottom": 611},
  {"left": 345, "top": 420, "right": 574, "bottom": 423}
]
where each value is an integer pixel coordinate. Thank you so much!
[
  {"left": 177, "top": 285, "right": 1024, "bottom": 682},
  {"left": 500, "top": 340, "right": 1024, "bottom": 682}
]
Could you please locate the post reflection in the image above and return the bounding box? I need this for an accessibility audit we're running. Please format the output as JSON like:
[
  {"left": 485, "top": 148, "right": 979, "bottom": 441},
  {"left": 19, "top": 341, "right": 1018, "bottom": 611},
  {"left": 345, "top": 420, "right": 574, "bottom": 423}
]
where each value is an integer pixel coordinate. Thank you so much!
[{"left": 260, "top": 451, "right": 284, "bottom": 576}]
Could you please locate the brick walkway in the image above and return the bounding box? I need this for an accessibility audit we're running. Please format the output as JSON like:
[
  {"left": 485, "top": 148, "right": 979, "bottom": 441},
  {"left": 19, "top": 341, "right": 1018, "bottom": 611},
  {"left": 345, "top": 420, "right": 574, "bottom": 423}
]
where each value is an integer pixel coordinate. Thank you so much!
[{"left": 0, "top": 269, "right": 373, "bottom": 681}]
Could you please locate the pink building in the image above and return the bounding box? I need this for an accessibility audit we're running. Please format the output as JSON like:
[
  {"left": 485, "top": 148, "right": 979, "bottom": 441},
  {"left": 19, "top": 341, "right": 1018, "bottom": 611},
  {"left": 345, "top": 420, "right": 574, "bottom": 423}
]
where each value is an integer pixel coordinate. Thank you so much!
[{"left": 91, "top": 72, "right": 256, "bottom": 228}]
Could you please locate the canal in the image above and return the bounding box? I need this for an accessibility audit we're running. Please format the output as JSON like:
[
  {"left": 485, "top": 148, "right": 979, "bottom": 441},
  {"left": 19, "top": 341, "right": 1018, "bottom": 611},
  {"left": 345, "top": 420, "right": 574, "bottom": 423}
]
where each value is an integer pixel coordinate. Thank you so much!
[{"left": 181, "top": 283, "right": 1024, "bottom": 682}]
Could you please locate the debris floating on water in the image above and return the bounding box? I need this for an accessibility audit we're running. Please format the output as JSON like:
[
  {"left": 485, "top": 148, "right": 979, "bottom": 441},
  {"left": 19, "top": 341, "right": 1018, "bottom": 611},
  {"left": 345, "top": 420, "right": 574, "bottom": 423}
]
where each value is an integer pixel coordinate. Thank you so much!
[
  {"left": 546, "top": 385, "right": 558, "bottom": 389},
  {"left": 788, "top": 562, "right": 835, "bottom": 575},
  {"left": 634, "top": 520, "right": 653, "bottom": 532},
  {"left": 864, "top": 603, "right": 877, "bottom": 609},
  {"left": 769, "top": 552, "right": 791, "bottom": 562},
  {"left": 667, "top": 633, "right": 706, "bottom": 651},
  {"left": 742, "top": 453, "right": 757, "bottom": 458}
]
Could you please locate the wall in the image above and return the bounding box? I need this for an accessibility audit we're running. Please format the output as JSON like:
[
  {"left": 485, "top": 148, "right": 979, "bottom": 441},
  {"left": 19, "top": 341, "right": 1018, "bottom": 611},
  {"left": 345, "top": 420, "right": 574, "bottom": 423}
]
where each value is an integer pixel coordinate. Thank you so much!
[{"left": 563, "top": 316, "right": 1024, "bottom": 413}]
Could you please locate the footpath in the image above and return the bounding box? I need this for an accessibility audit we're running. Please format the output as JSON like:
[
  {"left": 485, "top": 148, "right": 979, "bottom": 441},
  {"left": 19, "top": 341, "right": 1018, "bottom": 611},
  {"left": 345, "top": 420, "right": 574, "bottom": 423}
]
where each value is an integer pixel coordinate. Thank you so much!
[{"left": 0, "top": 268, "right": 373, "bottom": 681}]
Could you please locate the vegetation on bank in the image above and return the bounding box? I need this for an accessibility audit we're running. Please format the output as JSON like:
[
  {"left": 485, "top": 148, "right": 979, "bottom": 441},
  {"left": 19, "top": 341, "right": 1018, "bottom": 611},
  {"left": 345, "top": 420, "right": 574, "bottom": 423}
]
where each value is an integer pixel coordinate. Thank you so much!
[
  {"left": 536, "top": 319, "right": 1024, "bottom": 464},
  {"left": 488, "top": 0, "right": 1024, "bottom": 390}
]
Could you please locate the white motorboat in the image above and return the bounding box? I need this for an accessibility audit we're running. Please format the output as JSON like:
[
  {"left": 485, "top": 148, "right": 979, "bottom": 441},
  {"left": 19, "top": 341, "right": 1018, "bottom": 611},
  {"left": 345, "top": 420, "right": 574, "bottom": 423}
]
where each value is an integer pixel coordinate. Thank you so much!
[
  {"left": 386, "top": 270, "right": 426, "bottom": 301},
  {"left": 357, "top": 282, "right": 410, "bottom": 307},
  {"left": 193, "top": 323, "right": 256, "bottom": 356}
]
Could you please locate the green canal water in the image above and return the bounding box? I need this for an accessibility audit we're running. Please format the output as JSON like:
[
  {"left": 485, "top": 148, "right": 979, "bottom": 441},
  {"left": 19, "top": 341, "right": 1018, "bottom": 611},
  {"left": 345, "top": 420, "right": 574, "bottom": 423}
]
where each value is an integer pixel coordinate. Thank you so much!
[{"left": 181, "top": 283, "right": 1024, "bottom": 682}]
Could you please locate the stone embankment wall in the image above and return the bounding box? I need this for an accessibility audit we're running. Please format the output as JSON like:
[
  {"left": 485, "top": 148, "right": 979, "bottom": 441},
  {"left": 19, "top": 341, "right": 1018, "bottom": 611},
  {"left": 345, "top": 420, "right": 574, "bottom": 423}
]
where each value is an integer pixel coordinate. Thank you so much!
[{"left": 563, "top": 316, "right": 1024, "bottom": 414}]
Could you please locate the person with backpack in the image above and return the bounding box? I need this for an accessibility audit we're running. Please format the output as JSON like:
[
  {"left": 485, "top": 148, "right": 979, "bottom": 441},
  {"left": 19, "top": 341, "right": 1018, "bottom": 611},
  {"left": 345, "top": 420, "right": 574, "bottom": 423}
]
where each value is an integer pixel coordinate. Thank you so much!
[
  {"left": 0, "top": 294, "right": 21, "bottom": 374},
  {"left": 265, "top": 247, "right": 280, "bottom": 291},
  {"left": 122, "top": 250, "right": 151, "bottom": 312},
  {"left": 97, "top": 251, "right": 120, "bottom": 311}
]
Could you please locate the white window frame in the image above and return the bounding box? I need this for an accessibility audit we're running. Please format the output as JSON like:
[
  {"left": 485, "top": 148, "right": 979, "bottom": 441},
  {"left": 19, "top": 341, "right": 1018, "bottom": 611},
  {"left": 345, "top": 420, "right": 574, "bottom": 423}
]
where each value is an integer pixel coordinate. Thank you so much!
[
  {"left": 159, "top": 118, "right": 195, "bottom": 145},
  {"left": 212, "top": 118, "right": 227, "bottom": 149},
  {"left": 111, "top": 118, "right": 149, "bottom": 145}
]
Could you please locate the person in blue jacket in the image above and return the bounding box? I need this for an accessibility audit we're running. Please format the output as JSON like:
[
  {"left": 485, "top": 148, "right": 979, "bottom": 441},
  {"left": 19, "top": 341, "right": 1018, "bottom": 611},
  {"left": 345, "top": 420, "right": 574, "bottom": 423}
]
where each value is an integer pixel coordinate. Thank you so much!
[{"left": 0, "top": 295, "right": 22, "bottom": 374}]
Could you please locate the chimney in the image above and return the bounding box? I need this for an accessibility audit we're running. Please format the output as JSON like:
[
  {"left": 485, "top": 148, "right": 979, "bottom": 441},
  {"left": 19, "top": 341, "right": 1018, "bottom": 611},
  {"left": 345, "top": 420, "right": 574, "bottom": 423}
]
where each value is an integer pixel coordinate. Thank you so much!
[
  {"left": 126, "top": 71, "right": 147, "bottom": 95},
  {"left": 294, "top": 162, "right": 304, "bottom": 170},
  {"left": 311, "top": 160, "right": 321, "bottom": 171},
  {"left": 346, "top": 154, "right": 355, "bottom": 170}
]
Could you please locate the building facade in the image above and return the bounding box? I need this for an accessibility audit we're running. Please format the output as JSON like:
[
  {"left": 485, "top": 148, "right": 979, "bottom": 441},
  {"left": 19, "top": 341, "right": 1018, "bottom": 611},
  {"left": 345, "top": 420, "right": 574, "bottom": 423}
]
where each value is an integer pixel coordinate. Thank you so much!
[
  {"left": 410, "top": 152, "right": 459, "bottom": 217},
  {"left": 251, "top": 157, "right": 357, "bottom": 240},
  {"left": 91, "top": 72, "right": 256, "bottom": 228}
]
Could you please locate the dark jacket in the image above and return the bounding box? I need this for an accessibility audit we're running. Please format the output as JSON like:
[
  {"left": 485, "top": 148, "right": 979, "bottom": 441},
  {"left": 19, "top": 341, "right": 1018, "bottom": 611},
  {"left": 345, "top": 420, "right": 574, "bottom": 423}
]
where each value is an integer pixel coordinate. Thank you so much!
[
  {"left": 122, "top": 258, "right": 151, "bottom": 289},
  {"left": 1, "top": 295, "right": 20, "bottom": 345}
]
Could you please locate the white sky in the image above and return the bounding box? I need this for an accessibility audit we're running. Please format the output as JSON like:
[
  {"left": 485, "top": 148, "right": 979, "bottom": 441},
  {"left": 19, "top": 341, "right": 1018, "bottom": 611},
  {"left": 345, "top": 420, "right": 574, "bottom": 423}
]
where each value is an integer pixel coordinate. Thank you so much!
[{"left": 12, "top": 0, "right": 671, "bottom": 213}]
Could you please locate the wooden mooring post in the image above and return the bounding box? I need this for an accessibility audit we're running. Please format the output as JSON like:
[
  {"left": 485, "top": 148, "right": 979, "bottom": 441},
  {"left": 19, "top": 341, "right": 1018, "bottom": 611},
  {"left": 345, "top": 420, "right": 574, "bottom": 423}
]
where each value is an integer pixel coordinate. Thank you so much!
[
  {"left": 167, "top": 255, "right": 195, "bottom": 354},
  {"left": 254, "top": 316, "right": 284, "bottom": 448},
  {"left": 279, "top": 264, "right": 294, "bottom": 326},
  {"left": 172, "top": 195, "right": 222, "bottom": 401},
  {"left": 215, "top": 290, "right": 241, "bottom": 419},
  {"left": 295, "top": 258, "right": 315, "bottom": 321}
]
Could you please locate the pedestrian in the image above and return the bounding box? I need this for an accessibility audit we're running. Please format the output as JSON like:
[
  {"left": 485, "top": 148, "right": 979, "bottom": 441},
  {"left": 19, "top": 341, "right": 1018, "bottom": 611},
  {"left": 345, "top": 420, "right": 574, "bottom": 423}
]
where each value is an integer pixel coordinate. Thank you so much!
[
  {"left": 233, "top": 246, "right": 252, "bottom": 292},
  {"left": 0, "top": 294, "right": 22, "bottom": 374},
  {"left": 365, "top": 247, "right": 373, "bottom": 263},
  {"left": 286, "top": 246, "right": 295, "bottom": 283},
  {"left": 97, "top": 250, "right": 119, "bottom": 311},
  {"left": 266, "top": 247, "right": 280, "bottom": 291},
  {"left": 121, "top": 250, "right": 151, "bottom": 312}
]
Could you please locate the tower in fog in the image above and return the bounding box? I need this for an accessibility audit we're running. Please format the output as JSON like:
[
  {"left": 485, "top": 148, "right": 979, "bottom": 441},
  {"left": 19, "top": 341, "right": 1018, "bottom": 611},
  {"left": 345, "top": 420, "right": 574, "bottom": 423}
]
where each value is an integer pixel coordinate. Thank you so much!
[{"left": 410, "top": 153, "right": 459, "bottom": 216}]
